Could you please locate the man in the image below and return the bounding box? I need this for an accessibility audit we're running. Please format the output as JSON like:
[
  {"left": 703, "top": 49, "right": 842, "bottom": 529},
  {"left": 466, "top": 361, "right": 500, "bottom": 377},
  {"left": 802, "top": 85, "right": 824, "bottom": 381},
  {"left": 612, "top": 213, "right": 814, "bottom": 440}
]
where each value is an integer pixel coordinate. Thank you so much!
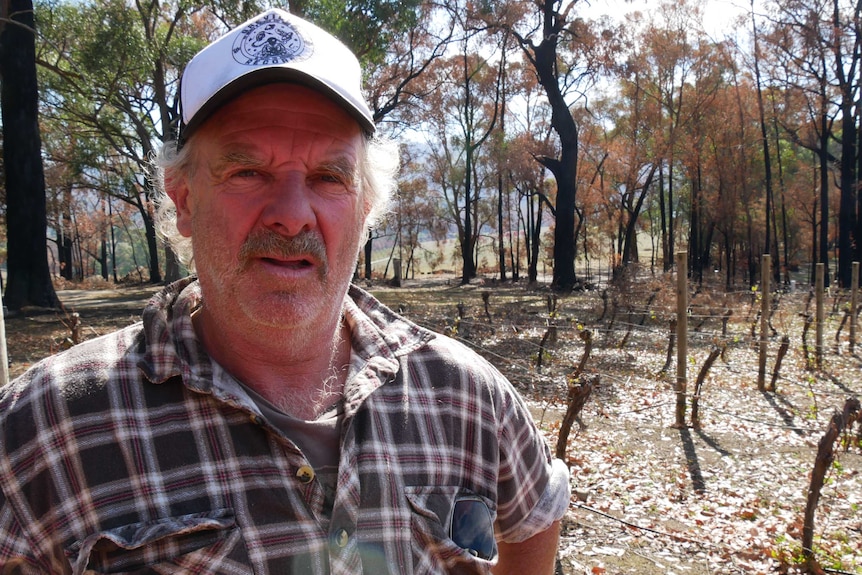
[{"left": 0, "top": 9, "right": 569, "bottom": 574}]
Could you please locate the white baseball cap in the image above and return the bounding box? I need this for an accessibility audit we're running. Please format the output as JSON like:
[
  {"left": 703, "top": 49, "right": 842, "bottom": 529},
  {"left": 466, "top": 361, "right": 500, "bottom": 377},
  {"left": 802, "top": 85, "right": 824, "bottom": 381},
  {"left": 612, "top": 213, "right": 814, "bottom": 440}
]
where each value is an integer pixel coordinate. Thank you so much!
[{"left": 177, "top": 8, "right": 375, "bottom": 145}]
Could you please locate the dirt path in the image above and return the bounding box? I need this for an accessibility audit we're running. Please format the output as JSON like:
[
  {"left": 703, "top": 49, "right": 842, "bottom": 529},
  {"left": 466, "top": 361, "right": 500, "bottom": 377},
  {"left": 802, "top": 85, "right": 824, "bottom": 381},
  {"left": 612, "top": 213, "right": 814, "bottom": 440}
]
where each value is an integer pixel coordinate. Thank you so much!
[{"left": 4, "top": 285, "right": 160, "bottom": 378}]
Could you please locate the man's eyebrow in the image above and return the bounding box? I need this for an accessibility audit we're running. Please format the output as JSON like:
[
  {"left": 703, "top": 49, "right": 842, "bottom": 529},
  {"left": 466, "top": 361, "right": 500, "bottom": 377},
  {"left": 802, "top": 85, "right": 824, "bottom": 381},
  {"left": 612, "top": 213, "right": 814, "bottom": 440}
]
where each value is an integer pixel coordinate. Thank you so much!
[
  {"left": 209, "top": 148, "right": 265, "bottom": 175},
  {"left": 318, "top": 155, "right": 359, "bottom": 181}
]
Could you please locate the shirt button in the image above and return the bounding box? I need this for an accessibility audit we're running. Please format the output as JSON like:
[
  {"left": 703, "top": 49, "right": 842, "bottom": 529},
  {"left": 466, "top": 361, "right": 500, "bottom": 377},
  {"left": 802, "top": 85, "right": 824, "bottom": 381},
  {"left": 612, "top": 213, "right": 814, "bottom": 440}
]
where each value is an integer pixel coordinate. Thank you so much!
[
  {"left": 334, "top": 528, "right": 349, "bottom": 548},
  {"left": 296, "top": 465, "right": 315, "bottom": 484}
]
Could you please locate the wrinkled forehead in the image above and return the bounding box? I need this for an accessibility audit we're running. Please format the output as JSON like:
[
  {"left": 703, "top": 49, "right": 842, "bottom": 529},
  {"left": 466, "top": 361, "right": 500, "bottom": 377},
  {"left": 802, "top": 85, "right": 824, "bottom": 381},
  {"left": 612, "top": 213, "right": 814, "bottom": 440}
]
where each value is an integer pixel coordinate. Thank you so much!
[{"left": 190, "top": 83, "right": 365, "bottom": 155}]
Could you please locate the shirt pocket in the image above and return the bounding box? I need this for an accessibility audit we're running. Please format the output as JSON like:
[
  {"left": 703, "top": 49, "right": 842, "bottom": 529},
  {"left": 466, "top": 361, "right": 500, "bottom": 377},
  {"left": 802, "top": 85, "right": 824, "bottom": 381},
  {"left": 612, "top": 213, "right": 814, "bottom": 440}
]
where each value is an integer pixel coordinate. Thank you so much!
[
  {"left": 66, "top": 508, "right": 251, "bottom": 575},
  {"left": 404, "top": 486, "right": 496, "bottom": 575}
]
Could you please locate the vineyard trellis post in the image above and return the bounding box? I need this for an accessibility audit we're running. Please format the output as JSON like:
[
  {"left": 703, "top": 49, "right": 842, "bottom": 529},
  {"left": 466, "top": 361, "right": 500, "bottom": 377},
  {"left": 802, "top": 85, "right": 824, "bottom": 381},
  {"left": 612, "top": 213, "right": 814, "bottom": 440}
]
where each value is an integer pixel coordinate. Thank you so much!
[
  {"left": 675, "top": 251, "right": 688, "bottom": 427},
  {"left": 758, "top": 254, "right": 770, "bottom": 391},
  {"left": 851, "top": 261, "right": 859, "bottom": 352},
  {"left": 816, "top": 263, "right": 824, "bottom": 369}
]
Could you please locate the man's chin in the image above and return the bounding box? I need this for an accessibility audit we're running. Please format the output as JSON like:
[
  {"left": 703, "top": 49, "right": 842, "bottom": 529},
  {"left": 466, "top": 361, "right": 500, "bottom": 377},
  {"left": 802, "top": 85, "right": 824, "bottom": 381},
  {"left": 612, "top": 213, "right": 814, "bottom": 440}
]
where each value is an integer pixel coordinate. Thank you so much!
[{"left": 240, "top": 290, "right": 339, "bottom": 331}]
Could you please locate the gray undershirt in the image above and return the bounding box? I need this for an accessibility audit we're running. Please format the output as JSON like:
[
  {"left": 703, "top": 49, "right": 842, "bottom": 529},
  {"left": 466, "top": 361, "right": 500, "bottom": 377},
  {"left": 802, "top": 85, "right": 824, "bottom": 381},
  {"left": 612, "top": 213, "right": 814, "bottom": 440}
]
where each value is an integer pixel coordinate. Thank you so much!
[
  {"left": 211, "top": 363, "right": 343, "bottom": 515},
  {"left": 240, "top": 382, "right": 343, "bottom": 514}
]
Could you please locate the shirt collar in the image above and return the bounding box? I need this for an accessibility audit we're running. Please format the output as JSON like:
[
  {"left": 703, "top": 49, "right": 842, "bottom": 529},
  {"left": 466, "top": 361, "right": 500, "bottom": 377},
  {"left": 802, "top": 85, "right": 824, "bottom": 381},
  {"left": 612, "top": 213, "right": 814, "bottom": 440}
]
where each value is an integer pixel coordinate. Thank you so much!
[
  {"left": 138, "top": 279, "right": 434, "bottom": 406},
  {"left": 138, "top": 277, "right": 210, "bottom": 388}
]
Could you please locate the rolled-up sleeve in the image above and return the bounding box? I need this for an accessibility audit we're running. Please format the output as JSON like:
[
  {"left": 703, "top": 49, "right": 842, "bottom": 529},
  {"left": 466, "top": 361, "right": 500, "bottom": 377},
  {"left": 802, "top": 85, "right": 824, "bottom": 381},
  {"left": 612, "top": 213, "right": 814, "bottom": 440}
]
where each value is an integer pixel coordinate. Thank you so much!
[
  {"left": 494, "top": 377, "right": 571, "bottom": 543},
  {"left": 500, "top": 458, "right": 570, "bottom": 543}
]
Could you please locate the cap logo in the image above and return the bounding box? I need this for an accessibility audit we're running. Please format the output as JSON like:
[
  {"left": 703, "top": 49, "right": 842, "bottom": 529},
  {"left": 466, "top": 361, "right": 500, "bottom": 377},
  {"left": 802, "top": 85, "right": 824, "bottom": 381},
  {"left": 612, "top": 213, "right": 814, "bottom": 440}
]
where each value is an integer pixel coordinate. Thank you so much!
[{"left": 232, "top": 13, "right": 310, "bottom": 66}]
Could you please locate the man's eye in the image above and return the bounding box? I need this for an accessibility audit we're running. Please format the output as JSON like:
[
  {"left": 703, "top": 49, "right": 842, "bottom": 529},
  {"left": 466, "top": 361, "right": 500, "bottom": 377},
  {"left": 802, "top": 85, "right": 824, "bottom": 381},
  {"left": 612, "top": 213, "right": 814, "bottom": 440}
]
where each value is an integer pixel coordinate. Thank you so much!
[
  {"left": 233, "top": 169, "right": 260, "bottom": 178},
  {"left": 315, "top": 173, "right": 348, "bottom": 185}
]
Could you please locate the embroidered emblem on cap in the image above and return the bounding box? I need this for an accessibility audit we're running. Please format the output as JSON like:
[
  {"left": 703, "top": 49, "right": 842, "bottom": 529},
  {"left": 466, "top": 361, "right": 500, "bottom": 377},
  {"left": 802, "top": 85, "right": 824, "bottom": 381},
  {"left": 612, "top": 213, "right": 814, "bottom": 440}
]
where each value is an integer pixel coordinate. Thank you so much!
[{"left": 232, "top": 12, "right": 311, "bottom": 66}]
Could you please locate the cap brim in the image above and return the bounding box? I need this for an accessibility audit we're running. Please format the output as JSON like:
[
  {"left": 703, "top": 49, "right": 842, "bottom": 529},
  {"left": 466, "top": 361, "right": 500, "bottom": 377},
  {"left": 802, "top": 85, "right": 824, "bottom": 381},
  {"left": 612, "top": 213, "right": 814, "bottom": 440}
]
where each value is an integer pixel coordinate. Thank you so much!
[{"left": 179, "top": 69, "right": 376, "bottom": 146}]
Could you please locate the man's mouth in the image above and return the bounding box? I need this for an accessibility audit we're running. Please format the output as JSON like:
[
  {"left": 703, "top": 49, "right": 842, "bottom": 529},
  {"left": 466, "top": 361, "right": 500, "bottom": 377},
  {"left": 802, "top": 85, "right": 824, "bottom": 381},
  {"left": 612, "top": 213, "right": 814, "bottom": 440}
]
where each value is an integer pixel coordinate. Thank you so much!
[
  {"left": 261, "top": 256, "right": 314, "bottom": 270},
  {"left": 239, "top": 229, "right": 328, "bottom": 276}
]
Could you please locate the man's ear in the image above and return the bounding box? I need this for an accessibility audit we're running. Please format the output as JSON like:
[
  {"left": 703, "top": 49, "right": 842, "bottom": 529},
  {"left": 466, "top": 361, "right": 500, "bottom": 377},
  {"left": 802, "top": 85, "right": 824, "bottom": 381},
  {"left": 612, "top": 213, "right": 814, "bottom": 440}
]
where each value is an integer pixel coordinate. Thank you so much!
[{"left": 166, "top": 170, "right": 193, "bottom": 238}]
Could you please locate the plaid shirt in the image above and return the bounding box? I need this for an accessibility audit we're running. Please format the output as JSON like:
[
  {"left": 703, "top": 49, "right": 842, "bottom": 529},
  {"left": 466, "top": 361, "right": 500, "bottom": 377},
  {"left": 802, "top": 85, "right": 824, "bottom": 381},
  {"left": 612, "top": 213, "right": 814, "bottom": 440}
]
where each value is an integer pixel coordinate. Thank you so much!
[{"left": 0, "top": 279, "right": 569, "bottom": 574}]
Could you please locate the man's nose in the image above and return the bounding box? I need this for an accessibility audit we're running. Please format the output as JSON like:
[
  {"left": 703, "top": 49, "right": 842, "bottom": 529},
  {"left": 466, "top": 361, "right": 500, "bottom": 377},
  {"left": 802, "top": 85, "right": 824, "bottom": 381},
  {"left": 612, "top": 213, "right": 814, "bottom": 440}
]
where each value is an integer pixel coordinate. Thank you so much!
[{"left": 260, "top": 173, "right": 316, "bottom": 236}]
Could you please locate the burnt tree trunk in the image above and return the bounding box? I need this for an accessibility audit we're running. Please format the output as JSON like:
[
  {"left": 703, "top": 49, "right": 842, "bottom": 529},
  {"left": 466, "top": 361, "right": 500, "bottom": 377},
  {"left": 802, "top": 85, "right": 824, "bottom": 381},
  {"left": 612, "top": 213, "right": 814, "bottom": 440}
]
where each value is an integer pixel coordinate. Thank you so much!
[{"left": 1, "top": 0, "right": 60, "bottom": 309}]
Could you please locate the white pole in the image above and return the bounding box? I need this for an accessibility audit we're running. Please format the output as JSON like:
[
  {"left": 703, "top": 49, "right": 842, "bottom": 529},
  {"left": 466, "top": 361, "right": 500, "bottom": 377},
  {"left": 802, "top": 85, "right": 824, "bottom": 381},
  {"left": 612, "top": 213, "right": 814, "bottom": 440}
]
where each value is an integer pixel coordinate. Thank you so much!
[
  {"left": 758, "top": 255, "right": 770, "bottom": 390},
  {"left": 0, "top": 289, "right": 9, "bottom": 386}
]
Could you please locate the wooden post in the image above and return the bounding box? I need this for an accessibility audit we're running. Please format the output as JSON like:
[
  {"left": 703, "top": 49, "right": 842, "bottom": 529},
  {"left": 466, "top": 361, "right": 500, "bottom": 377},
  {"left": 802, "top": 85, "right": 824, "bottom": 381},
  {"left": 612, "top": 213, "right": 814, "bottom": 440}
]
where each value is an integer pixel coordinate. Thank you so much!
[
  {"left": 757, "top": 255, "right": 770, "bottom": 391},
  {"left": 675, "top": 251, "right": 688, "bottom": 428},
  {"left": 392, "top": 258, "right": 402, "bottom": 287},
  {"left": 0, "top": 289, "right": 7, "bottom": 386},
  {"left": 816, "top": 263, "right": 824, "bottom": 369},
  {"left": 851, "top": 262, "right": 859, "bottom": 352}
]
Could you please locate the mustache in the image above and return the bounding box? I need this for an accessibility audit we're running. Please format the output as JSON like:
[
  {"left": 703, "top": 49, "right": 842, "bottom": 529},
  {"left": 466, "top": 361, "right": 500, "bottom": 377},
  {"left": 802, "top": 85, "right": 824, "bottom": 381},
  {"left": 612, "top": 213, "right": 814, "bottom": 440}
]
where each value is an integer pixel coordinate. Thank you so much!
[{"left": 238, "top": 229, "right": 328, "bottom": 272}]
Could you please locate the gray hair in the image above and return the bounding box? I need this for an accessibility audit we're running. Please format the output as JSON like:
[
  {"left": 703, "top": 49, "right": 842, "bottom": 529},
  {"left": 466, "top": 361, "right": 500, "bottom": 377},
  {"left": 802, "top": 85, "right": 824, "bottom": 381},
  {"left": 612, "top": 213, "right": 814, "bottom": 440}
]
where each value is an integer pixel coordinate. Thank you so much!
[{"left": 152, "top": 134, "right": 399, "bottom": 273}]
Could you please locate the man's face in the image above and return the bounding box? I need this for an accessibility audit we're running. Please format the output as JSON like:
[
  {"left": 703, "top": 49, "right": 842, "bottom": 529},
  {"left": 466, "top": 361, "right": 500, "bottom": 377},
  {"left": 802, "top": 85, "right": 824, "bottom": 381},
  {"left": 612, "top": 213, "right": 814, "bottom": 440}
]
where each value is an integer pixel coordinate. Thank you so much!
[{"left": 170, "top": 83, "right": 368, "bottom": 334}]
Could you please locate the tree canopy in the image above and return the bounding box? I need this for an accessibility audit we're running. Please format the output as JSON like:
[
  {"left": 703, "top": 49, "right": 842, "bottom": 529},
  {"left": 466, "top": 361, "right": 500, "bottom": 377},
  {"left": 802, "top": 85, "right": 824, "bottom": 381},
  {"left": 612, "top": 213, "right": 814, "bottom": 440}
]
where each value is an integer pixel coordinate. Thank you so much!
[{"left": 5, "top": 0, "right": 862, "bottom": 290}]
